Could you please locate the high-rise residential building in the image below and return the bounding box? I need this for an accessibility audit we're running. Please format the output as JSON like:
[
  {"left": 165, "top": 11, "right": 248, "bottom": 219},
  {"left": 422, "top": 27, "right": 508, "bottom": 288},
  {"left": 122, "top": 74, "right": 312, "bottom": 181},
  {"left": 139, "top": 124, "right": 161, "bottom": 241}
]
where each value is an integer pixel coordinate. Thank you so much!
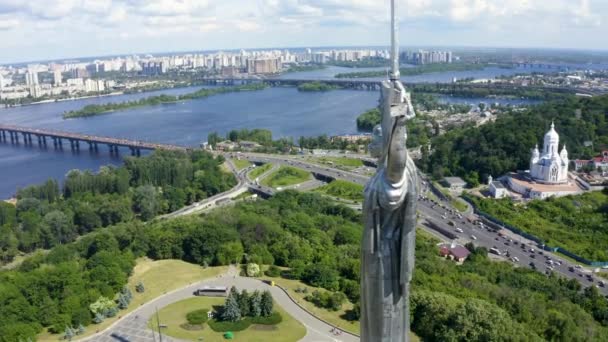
[
  {"left": 85, "top": 79, "right": 105, "bottom": 93},
  {"left": 71, "top": 68, "right": 89, "bottom": 79},
  {"left": 247, "top": 58, "right": 281, "bottom": 74},
  {"left": 401, "top": 50, "right": 453, "bottom": 65},
  {"left": 25, "top": 70, "right": 39, "bottom": 86},
  {"left": 53, "top": 70, "right": 62, "bottom": 86}
]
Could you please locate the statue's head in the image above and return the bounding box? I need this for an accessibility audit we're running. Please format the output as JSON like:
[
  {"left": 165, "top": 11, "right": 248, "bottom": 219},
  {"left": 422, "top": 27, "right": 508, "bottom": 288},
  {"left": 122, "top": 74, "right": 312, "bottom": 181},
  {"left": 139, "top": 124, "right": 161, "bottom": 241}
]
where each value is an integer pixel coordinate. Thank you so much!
[{"left": 369, "top": 125, "right": 383, "bottom": 158}]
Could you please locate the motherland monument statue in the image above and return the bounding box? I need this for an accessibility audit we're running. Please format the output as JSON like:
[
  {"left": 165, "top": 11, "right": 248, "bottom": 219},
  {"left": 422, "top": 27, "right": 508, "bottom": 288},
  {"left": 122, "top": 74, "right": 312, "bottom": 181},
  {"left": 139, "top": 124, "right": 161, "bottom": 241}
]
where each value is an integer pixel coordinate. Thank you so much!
[{"left": 360, "top": 0, "right": 418, "bottom": 341}]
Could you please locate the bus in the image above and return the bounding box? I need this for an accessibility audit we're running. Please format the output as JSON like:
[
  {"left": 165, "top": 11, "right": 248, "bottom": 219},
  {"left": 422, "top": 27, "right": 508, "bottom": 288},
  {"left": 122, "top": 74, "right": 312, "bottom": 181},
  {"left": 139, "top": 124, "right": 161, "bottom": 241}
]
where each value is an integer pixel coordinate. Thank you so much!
[{"left": 194, "top": 286, "right": 228, "bottom": 297}]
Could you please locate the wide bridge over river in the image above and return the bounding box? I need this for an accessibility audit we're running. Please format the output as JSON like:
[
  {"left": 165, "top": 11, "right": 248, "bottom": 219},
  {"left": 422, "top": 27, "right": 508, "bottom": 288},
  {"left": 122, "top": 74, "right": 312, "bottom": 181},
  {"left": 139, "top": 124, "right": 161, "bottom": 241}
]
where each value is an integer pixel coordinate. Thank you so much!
[{"left": 0, "top": 124, "right": 188, "bottom": 155}]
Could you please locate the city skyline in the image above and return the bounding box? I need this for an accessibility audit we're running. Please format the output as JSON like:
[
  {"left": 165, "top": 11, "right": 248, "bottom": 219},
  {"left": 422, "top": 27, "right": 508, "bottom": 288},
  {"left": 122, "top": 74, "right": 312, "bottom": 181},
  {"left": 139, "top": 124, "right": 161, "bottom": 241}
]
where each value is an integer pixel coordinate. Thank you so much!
[{"left": 0, "top": 0, "right": 607, "bottom": 64}]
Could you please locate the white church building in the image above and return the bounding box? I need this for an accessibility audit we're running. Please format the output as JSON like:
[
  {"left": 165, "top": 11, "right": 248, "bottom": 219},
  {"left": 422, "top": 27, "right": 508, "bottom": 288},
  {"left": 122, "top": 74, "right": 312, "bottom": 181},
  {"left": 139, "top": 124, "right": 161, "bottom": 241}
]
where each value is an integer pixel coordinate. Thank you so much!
[
  {"left": 507, "top": 123, "right": 583, "bottom": 199},
  {"left": 529, "top": 122, "right": 569, "bottom": 184}
]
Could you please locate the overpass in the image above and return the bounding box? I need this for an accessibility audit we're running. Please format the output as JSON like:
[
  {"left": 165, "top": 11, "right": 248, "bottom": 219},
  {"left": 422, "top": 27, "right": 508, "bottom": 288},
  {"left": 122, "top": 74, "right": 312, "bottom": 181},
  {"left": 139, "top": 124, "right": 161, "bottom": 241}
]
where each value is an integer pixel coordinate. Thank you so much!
[{"left": 0, "top": 124, "right": 188, "bottom": 156}]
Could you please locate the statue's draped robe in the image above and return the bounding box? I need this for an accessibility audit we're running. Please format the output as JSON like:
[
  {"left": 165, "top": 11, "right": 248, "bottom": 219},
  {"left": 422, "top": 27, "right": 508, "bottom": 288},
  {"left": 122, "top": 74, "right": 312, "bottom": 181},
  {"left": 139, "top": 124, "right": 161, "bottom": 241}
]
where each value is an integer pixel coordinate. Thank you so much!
[{"left": 361, "top": 158, "right": 417, "bottom": 342}]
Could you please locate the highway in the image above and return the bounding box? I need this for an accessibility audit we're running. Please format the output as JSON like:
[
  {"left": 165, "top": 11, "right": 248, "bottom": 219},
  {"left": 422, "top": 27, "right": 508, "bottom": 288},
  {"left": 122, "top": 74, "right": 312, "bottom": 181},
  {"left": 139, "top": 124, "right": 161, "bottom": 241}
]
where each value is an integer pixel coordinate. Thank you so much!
[{"left": 232, "top": 152, "right": 608, "bottom": 295}]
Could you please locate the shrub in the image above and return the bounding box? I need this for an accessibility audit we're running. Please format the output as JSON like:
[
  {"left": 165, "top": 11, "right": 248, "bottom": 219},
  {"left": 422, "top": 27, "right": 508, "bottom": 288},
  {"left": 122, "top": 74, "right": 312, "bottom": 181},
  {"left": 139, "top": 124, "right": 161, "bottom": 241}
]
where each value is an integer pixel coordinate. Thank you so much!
[
  {"left": 250, "top": 312, "right": 282, "bottom": 325},
  {"left": 265, "top": 265, "right": 281, "bottom": 277},
  {"left": 246, "top": 263, "right": 260, "bottom": 277},
  {"left": 305, "top": 290, "right": 347, "bottom": 311},
  {"left": 48, "top": 314, "right": 71, "bottom": 334},
  {"left": 208, "top": 319, "right": 251, "bottom": 332},
  {"left": 186, "top": 309, "right": 209, "bottom": 325}
]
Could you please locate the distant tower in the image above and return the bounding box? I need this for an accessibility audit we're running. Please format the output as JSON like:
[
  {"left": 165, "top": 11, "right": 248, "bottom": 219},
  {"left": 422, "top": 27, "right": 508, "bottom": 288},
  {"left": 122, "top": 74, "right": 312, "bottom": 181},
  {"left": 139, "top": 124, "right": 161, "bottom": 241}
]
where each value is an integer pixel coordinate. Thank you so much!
[
  {"left": 544, "top": 121, "right": 559, "bottom": 156},
  {"left": 560, "top": 144, "right": 569, "bottom": 165},
  {"left": 53, "top": 70, "right": 62, "bottom": 86},
  {"left": 530, "top": 144, "right": 540, "bottom": 169}
]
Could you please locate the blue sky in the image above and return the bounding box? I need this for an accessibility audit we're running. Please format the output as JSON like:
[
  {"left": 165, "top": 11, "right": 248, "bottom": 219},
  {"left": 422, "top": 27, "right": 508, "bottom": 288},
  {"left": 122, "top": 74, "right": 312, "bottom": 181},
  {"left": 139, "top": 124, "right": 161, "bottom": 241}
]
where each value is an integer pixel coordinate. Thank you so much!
[{"left": 0, "top": 0, "right": 606, "bottom": 64}]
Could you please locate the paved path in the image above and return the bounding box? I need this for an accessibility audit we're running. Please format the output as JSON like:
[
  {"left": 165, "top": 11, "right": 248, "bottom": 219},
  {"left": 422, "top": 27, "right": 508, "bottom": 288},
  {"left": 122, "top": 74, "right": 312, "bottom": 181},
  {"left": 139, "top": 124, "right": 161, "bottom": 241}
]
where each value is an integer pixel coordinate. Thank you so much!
[{"left": 83, "top": 266, "right": 356, "bottom": 342}]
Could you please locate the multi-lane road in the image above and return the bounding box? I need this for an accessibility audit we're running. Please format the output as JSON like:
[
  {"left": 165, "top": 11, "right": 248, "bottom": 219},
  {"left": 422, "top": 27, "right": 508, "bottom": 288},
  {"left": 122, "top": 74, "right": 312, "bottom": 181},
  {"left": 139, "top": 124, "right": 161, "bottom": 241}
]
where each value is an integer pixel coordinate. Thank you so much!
[{"left": 232, "top": 152, "right": 608, "bottom": 296}]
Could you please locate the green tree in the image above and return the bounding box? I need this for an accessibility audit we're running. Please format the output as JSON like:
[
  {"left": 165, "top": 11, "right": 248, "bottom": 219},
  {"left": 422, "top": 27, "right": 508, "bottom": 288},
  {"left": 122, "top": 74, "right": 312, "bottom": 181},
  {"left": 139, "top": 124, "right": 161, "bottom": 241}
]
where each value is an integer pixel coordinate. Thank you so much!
[
  {"left": 249, "top": 291, "right": 262, "bottom": 317},
  {"left": 222, "top": 293, "right": 241, "bottom": 322},
  {"left": 89, "top": 296, "right": 116, "bottom": 316},
  {"left": 238, "top": 290, "right": 251, "bottom": 317},
  {"left": 216, "top": 241, "right": 244, "bottom": 265},
  {"left": 260, "top": 290, "right": 273, "bottom": 317},
  {"left": 41, "top": 210, "right": 74, "bottom": 247},
  {"left": 246, "top": 263, "right": 260, "bottom": 277},
  {"left": 133, "top": 185, "right": 160, "bottom": 221}
]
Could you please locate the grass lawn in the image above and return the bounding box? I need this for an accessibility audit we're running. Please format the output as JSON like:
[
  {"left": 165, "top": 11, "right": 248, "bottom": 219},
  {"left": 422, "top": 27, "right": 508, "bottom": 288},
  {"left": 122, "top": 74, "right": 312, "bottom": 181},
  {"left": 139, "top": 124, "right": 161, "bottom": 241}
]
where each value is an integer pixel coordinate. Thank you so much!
[
  {"left": 249, "top": 163, "right": 273, "bottom": 180},
  {"left": 260, "top": 166, "right": 311, "bottom": 188},
  {"left": 307, "top": 156, "right": 364, "bottom": 171},
  {"left": 260, "top": 274, "right": 420, "bottom": 341},
  {"left": 451, "top": 198, "right": 469, "bottom": 213},
  {"left": 432, "top": 181, "right": 453, "bottom": 198},
  {"left": 426, "top": 190, "right": 440, "bottom": 203},
  {"left": 148, "top": 296, "right": 306, "bottom": 342},
  {"left": 315, "top": 179, "right": 364, "bottom": 201},
  {"left": 233, "top": 158, "right": 252, "bottom": 171},
  {"left": 260, "top": 275, "right": 358, "bottom": 334},
  {"left": 38, "top": 259, "right": 227, "bottom": 341}
]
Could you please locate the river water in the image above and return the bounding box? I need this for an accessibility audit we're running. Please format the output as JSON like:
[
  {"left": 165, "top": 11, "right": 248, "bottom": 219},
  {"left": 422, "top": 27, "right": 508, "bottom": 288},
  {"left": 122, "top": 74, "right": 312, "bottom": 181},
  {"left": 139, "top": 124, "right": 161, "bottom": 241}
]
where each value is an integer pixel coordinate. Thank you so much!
[
  {"left": 0, "top": 86, "right": 379, "bottom": 197},
  {"left": 0, "top": 65, "right": 543, "bottom": 198}
]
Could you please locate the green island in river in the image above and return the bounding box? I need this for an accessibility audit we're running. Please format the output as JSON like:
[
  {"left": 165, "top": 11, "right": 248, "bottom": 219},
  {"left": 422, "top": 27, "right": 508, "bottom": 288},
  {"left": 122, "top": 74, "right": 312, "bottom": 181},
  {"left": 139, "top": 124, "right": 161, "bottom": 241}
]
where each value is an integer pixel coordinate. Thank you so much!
[
  {"left": 63, "top": 83, "right": 267, "bottom": 119},
  {"left": 297, "top": 81, "right": 338, "bottom": 92}
]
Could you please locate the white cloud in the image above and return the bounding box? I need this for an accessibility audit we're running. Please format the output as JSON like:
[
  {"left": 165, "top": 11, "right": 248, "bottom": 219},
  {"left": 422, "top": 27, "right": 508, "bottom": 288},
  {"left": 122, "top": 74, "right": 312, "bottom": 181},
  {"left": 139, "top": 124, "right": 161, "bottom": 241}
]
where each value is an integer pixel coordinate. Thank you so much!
[
  {"left": 0, "top": 15, "right": 18, "bottom": 30},
  {"left": 26, "top": 0, "right": 79, "bottom": 19},
  {"left": 132, "top": 0, "right": 210, "bottom": 16},
  {"left": 234, "top": 20, "right": 261, "bottom": 32},
  {"left": 81, "top": 0, "right": 113, "bottom": 13},
  {"left": 0, "top": 0, "right": 605, "bottom": 63}
]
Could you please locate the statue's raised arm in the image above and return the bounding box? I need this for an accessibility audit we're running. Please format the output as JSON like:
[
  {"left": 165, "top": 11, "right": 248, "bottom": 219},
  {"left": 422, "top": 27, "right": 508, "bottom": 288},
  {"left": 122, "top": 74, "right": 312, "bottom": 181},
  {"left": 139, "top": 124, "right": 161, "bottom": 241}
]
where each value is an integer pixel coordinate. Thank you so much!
[
  {"left": 360, "top": 1, "right": 418, "bottom": 341},
  {"left": 380, "top": 81, "right": 415, "bottom": 184}
]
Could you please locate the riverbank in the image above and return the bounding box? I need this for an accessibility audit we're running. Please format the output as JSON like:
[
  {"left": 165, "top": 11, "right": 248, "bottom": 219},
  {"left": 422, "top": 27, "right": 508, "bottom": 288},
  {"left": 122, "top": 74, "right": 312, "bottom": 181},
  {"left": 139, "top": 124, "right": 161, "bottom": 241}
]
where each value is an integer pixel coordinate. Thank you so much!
[{"left": 63, "top": 83, "right": 268, "bottom": 119}]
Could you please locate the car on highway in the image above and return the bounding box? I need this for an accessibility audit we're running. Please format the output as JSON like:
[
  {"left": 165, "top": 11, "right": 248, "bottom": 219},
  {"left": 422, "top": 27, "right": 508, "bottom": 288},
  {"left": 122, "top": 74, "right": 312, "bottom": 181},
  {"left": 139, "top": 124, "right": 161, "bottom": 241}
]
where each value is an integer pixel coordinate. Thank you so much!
[
  {"left": 471, "top": 235, "right": 477, "bottom": 240},
  {"left": 490, "top": 247, "right": 501, "bottom": 256}
]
